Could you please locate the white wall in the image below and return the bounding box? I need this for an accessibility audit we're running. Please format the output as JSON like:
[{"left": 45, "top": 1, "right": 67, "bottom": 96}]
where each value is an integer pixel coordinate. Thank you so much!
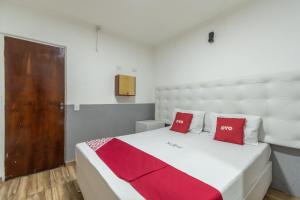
[
  {"left": 153, "top": 0, "right": 300, "bottom": 196},
  {"left": 0, "top": 2, "right": 155, "bottom": 105},
  {"left": 0, "top": 3, "right": 155, "bottom": 179},
  {"left": 154, "top": 0, "right": 300, "bottom": 86}
]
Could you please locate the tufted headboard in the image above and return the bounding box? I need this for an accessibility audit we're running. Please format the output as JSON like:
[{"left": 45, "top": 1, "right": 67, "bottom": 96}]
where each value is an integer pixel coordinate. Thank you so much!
[{"left": 155, "top": 71, "right": 300, "bottom": 149}]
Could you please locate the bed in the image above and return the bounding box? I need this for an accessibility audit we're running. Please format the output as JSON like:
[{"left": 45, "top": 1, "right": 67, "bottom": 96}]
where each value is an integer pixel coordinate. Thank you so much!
[
  {"left": 76, "top": 127, "right": 272, "bottom": 200},
  {"left": 76, "top": 71, "right": 300, "bottom": 200}
]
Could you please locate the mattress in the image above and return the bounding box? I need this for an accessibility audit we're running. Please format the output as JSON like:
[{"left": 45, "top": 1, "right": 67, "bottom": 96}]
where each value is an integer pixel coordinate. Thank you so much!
[{"left": 76, "top": 127, "right": 271, "bottom": 200}]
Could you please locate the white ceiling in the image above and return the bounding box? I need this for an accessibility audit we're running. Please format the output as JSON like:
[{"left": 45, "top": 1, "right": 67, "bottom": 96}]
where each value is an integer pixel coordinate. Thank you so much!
[{"left": 2, "top": 0, "right": 250, "bottom": 46}]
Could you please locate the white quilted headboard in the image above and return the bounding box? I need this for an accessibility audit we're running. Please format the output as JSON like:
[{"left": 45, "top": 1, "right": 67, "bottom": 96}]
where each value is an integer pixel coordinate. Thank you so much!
[{"left": 155, "top": 71, "right": 300, "bottom": 149}]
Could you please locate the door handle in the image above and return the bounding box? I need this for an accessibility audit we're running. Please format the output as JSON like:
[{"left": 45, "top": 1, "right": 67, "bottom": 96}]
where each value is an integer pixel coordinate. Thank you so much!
[{"left": 60, "top": 102, "right": 64, "bottom": 110}]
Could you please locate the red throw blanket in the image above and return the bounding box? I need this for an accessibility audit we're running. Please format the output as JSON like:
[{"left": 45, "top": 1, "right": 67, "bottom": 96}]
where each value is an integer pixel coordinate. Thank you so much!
[
  {"left": 89, "top": 138, "right": 223, "bottom": 200},
  {"left": 96, "top": 138, "right": 168, "bottom": 182}
]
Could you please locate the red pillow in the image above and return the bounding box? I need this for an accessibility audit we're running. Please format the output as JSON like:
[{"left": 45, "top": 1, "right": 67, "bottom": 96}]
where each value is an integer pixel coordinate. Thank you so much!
[
  {"left": 214, "top": 117, "right": 246, "bottom": 145},
  {"left": 170, "top": 112, "right": 193, "bottom": 133}
]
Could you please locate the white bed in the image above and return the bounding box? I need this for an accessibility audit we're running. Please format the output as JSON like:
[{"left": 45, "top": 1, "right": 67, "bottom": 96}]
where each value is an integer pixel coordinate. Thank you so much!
[
  {"left": 76, "top": 71, "right": 300, "bottom": 199},
  {"left": 76, "top": 127, "right": 272, "bottom": 200}
]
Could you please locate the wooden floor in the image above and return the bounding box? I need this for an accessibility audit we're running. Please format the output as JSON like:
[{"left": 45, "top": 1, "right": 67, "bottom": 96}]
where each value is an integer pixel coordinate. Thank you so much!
[
  {"left": 0, "top": 162, "right": 83, "bottom": 200},
  {"left": 0, "top": 162, "right": 299, "bottom": 200}
]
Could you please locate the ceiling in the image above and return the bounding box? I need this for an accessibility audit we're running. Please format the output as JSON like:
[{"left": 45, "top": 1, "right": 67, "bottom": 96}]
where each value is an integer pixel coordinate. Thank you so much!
[{"left": 2, "top": 0, "right": 250, "bottom": 46}]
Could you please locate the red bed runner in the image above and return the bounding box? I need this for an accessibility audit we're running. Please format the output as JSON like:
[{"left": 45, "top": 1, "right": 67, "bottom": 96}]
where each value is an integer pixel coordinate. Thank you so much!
[{"left": 89, "top": 138, "right": 223, "bottom": 200}]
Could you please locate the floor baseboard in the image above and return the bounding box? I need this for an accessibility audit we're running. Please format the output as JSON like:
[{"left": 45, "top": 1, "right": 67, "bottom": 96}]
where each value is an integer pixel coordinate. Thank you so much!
[
  {"left": 65, "top": 160, "right": 76, "bottom": 166},
  {"left": 65, "top": 160, "right": 75, "bottom": 163}
]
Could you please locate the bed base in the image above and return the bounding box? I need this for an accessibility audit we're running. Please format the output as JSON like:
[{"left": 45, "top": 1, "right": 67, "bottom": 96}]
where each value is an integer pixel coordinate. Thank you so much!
[
  {"left": 76, "top": 147, "right": 118, "bottom": 200},
  {"left": 76, "top": 147, "right": 272, "bottom": 200},
  {"left": 244, "top": 161, "right": 272, "bottom": 200}
]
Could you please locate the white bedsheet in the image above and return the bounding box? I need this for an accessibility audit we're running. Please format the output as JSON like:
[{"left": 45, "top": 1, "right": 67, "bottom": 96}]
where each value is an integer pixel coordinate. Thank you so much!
[{"left": 76, "top": 127, "right": 271, "bottom": 200}]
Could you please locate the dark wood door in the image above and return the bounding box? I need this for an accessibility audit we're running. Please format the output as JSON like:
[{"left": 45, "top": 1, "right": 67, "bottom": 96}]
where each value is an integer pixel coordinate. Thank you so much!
[{"left": 4, "top": 37, "right": 65, "bottom": 179}]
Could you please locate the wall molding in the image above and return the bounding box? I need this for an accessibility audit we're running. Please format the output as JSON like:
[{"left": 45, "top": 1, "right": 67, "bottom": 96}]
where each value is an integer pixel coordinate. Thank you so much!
[{"left": 0, "top": 34, "right": 5, "bottom": 179}]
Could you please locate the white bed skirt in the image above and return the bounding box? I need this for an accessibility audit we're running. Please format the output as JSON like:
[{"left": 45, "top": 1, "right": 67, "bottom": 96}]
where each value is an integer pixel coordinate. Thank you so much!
[{"left": 76, "top": 145, "right": 272, "bottom": 200}]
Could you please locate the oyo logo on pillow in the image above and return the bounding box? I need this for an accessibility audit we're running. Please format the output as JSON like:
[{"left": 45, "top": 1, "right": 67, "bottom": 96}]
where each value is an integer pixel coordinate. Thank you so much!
[
  {"left": 176, "top": 120, "right": 184, "bottom": 124},
  {"left": 221, "top": 126, "right": 233, "bottom": 131}
]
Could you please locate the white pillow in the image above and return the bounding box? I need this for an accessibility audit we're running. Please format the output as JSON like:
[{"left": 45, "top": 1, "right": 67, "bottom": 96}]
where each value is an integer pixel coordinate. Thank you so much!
[
  {"left": 172, "top": 108, "right": 205, "bottom": 134},
  {"left": 208, "top": 112, "right": 261, "bottom": 145}
]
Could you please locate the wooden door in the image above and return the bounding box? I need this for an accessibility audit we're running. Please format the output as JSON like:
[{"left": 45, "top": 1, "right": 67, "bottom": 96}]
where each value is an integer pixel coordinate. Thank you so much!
[{"left": 4, "top": 37, "right": 65, "bottom": 179}]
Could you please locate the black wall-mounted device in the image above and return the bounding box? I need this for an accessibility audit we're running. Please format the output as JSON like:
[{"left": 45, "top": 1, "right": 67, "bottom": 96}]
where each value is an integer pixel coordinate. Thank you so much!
[{"left": 208, "top": 32, "right": 214, "bottom": 43}]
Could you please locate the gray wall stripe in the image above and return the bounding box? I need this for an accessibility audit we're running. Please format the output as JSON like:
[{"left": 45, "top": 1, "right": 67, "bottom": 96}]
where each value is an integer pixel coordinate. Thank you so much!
[
  {"left": 65, "top": 103, "right": 155, "bottom": 161},
  {"left": 65, "top": 104, "right": 300, "bottom": 197}
]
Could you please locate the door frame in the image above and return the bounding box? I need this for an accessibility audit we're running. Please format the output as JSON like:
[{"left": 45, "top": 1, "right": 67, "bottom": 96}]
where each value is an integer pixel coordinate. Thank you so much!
[{"left": 0, "top": 33, "right": 67, "bottom": 180}]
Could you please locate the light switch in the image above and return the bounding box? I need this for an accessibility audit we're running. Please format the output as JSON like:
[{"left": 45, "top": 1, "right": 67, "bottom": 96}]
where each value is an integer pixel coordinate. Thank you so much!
[{"left": 74, "top": 104, "right": 80, "bottom": 111}]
